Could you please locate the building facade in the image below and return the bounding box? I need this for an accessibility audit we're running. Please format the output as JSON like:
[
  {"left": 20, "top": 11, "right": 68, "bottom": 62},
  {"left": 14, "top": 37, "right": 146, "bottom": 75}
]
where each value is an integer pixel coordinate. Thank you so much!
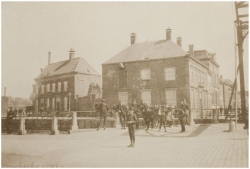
[
  {"left": 33, "top": 49, "right": 101, "bottom": 112},
  {"left": 102, "top": 29, "right": 220, "bottom": 111}
]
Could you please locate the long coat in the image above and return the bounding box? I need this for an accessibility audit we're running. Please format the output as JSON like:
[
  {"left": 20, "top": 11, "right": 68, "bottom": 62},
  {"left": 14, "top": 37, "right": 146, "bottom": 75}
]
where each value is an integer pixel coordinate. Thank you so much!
[{"left": 98, "top": 103, "right": 109, "bottom": 117}]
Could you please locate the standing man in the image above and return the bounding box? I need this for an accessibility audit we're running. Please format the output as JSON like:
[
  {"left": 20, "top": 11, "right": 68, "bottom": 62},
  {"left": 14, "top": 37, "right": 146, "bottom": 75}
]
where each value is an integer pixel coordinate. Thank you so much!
[
  {"left": 127, "top": 106, "right": 138, "bottom": 148},
  {"left": 158, "top": 105, "right": 167, "bottom": 132},
  {"left": 6, "top": 107, "right": 15, "bottom": 134},
  {"left": 97, "top": 99, "right": 109, "bottom": 131},
  {"left": 116, "top": 101, "right": 127, "bottom": 129},
  {"left": 179, "top": 100, "right": 188, "bottom": 133}
]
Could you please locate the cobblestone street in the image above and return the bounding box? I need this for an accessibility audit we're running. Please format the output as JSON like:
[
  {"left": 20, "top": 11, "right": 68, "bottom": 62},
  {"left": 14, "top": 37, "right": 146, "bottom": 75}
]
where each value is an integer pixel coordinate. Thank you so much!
[{"left": 2, "top": 123, "right": 248, "bottom": 168}]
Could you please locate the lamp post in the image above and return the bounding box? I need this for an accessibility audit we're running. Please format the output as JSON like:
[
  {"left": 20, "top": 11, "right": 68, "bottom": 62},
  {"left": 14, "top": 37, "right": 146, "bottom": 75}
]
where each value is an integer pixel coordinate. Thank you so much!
[{"left": 68, "top": 93, "right": 71, "bottom": 112}]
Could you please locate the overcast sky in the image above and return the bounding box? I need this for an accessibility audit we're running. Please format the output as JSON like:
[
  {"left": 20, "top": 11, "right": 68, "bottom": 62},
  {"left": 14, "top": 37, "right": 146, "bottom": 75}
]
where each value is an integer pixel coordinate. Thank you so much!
[{"left": 2, "top": 2, "right": 249, "bottom": 98}]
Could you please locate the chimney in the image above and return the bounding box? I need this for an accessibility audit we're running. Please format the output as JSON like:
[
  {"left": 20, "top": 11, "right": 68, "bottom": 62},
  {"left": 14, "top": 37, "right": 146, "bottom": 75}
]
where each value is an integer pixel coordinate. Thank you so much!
[
  {"left": 177, "top": 36, "right": 182, "bottom": 47},
  {"left": 69, "top": 48, "right": 75, "bottom": 60},
  {"left": 131, "top": 32, "right": 136, "bottom": 45},
  {"left": 166, "top": 28, "right": 172, "bottom": 40},
  {"left": 4, "top": 87, "right": 6, "bottom": 97},
  {"left": 189, "top": 44, "right": 194, "bottom": 57},
  {"left": 40, "top": 68, "right": 43, "bottom": 73},
  {"left": 48, "top": 51, "right": 51, "bottom": 65},
  {"left": 220, "top": 75, "right": 223, "bottom": 79}
]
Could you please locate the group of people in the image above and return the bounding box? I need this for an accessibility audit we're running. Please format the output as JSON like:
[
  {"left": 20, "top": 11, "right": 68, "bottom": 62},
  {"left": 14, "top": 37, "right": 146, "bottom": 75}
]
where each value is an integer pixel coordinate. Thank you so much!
[{"left": 96, "top": 99, "right": 190, "bottom": 148}]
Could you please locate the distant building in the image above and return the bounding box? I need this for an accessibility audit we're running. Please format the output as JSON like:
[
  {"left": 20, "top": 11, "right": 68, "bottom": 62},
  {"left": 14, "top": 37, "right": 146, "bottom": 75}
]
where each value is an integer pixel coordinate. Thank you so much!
[
  {"left": 33, "top": 49, "right": 101, "bottom": 112},
  {"left": 219, "top": 76, "right": 233, "bottom": 109},
  {"left": 1, "top": 87, "right": 10, "bottom": 116},
  {"left": 102, "top": 28, "right": 220, "bottom": 111}
]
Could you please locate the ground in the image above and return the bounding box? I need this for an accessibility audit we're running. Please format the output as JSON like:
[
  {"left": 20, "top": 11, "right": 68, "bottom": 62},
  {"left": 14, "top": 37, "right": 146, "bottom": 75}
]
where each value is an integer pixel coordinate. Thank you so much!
[{"left": 1, "top": 123, "right": 248, "bottom": 168}]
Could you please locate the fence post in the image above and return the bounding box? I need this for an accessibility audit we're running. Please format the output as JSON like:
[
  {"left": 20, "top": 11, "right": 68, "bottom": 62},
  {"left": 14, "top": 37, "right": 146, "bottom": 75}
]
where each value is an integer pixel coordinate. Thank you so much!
[
  {"left": 18, "top": 116, "right": 26, "bottom": 135},
  {"left": 68, "top": 112, "right": 78, "bottom": 134},
  {"left": 51, "top": 116, "right": 59, "bottom": 135},
  {"left": 115, "top": 111, "right": 121, "bottom": 128}
]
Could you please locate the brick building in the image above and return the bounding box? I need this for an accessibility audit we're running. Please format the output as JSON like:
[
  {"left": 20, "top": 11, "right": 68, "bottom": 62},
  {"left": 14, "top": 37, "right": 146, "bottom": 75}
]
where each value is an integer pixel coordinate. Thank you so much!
[
  {"left": 33, "top": 49, "right": 101, "bottom": 112},
  {"left": 102, "top": 28, "right": 220, "bottom": 111}
]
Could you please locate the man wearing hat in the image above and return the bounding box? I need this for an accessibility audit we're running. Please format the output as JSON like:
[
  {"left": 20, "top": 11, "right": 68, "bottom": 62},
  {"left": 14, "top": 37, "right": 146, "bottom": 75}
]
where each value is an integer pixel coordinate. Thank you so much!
[
  {"left": 116, "top": 100, "right": 127, "bottom": 129},
  {"left": 127, "top": 106, "right": 138, "bottom": 148},
  {"left": 97, "top": 99, "right": 109, "bottom": 130},
  {"left": 6, "top": 106, "right": 15, "bottom": 134},
  {"left": 179, "top": 100, "right": 188, "bottom": 132}
]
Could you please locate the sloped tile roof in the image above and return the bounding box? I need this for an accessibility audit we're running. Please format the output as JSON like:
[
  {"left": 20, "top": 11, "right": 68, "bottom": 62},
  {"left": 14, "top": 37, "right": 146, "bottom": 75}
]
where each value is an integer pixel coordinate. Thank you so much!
[
  {"left": 103, "top": 40, "right": 187, "bottom": 64},
  {"left": 37, "top": 57, "right": 100, "bottom": 79}
]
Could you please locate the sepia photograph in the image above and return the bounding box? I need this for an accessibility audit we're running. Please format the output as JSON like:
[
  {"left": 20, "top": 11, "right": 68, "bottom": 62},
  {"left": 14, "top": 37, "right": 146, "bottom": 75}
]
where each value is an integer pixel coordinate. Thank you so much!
[{"left": 1, "top": 1, "right": 249, "bottom": 168}]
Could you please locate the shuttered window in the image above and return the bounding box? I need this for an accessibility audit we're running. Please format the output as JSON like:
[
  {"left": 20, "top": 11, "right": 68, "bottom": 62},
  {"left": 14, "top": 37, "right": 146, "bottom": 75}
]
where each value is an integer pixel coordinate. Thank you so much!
[
  {"left": 119, "top": 71, "right": 127, "bottom": 88},
  {"left": 141, "top": 90, "right": 151, "bottom": 106},
  {"left": 165, "top": 67, "right": 175, "bottom": 80},
  {"left": 118, "top": 92, "right": 128, "bottom": 105},
  {"left": 165, "top": 89, "right": 176, "bottom": 108},
  {"left": 140, "top": 69, "right": 150, "bottom": 80}
]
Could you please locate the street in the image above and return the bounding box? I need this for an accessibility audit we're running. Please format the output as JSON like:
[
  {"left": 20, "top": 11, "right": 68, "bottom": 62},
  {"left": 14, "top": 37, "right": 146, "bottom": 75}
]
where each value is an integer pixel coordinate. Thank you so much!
[{"left": 2, "top": 123, "right": 248, "bottom": 168}]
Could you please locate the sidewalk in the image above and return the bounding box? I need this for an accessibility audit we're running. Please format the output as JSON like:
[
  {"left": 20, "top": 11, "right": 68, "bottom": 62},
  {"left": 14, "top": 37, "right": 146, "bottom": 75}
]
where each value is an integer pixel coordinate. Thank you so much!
[{"left": 2, "top": 123, "right": 248, "bottom": 168}]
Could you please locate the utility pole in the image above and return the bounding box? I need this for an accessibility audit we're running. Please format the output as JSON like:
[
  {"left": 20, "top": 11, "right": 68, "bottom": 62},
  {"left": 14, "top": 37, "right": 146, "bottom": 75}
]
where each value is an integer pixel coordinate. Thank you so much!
[{"left": 234, "top": 1, "right": 249, "bottom": 129}]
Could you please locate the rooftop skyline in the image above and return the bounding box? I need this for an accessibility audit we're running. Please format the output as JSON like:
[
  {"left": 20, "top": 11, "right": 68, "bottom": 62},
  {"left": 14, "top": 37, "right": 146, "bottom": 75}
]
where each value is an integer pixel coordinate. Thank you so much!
[{"left": 2, "top": 2, "right": 248, "bottom": 98}]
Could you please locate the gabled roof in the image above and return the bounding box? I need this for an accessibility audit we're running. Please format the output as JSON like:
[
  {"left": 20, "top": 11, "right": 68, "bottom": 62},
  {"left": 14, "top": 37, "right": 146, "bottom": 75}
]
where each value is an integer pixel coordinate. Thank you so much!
[
  {"left": 103, "top": 40, "right": 187, "bottom": 64},
  {"left": 36, "top": 57, "right": 100, "bottom": 79}
]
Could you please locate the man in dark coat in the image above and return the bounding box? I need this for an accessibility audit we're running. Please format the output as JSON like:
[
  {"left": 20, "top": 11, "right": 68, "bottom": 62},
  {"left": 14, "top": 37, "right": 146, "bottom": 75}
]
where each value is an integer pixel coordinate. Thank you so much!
[
  {"left": 158, "top": 105, "right": 167, "bottom": 132},
  {"left": 138, "top": 101, "right": 149, "bottom": 129},
  {"left": 97, "top": 99, "right": 109, "bottom": 130},
  {"left": 6, "top": 107, "right": 15, "bottom": 134},
  {"left": 179, "top": 101, "right": 188, "bottom": 133},
  {"left": 127, "top": 106, "right": 138, "bottom": 148},
  {"left": 116, "top": 101, "right": 127, "bottom": 129}
]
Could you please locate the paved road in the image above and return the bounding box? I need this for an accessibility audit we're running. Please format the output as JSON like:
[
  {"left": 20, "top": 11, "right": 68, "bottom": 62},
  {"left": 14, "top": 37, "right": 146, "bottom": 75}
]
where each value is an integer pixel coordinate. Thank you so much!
[{"left": 2, "top": 123, "right": 248, "bottom": 168}]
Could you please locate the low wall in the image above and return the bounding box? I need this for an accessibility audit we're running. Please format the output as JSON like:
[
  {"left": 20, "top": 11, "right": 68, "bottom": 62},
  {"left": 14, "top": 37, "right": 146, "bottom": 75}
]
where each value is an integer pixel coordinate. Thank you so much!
[{"left": 1, "top": 116, "right": 181, "bottom": 134}]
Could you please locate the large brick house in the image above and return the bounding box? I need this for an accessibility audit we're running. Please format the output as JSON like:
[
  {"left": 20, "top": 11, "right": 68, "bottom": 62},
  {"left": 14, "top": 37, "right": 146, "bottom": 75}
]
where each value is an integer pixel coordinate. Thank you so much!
[
  {"left": 102, "top": 28, "right": 220, "bottom": 111},
  {"left": 33, "top": 49, "right": 101, "bottom": 112}
]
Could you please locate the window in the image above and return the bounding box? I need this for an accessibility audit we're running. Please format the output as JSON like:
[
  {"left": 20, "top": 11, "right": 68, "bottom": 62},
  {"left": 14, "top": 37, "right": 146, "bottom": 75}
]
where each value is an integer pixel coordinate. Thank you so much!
[
  {"left": 52, "top": 98, "right": 55, "bottom": 110},
  {"left": 118, "top": 92, "right": 128, "bottom": 105},
  {"left": 58, "top": 82, "right": 61, "bottom": 92},
  {"left": 52, "top": 83, "right": 55, "bottom": 93},
  {"left": 36, "top": 86, "right": 39, "bottom": 95},
  {"left": 64, "top": 96, "right": 68, "bottom": 111},
  {"left": 164, "top": 67, "right": 175, "bottom": 80},
  {"left": 205, "top": 73, "right": 207, "bottom": 86},
  {"left": 36, "top": 99, "right": 38, "bottom": 112},
  {"left": 41, "top": 85, "right": 44, "bottom": 94},
  {"left": 40, "top": 99, "right": 44, "bottom": 107},
  {"left": 198, "top": 70, "right": 201, "bottom": 83},
  {"left": 64, "top": 81, "right": 68, "bottom": 92},
  {"left": 191, "top": 88, "right": 195, "bottom": 109},
  {"left": 195, "top": 68, "right": 197, "bottom": 83},
  {"left": 47, "top": 98, "right": 50, "bottom": 109},
  {"left": 191, "top": 66, "right": 194, "bottom": 81},
  {"left": 140, "top": 69, "right": 150, "bottom": 80},
  {"left": 141, "top": 90, "right": 151, "bottom": 106},
  {"left": 47, "top": 84, "right": 50, "bottom": 92},
  {"left": 165, "top": 89, "right": 176, "bottom": 108},
  {"left": 119, "top": 71, "right": 127, "bottom": 88}
]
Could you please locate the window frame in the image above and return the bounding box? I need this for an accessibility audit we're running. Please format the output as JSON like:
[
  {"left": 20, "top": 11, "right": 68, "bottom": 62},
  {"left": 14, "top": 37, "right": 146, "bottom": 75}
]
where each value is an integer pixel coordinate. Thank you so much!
[
  {"left": 140, "top": 68, "right": 151, "bottom": 80},
  {"left": 141, "top": 90, "right": 152, "bottom": 106},
  {"left": 165, "top": 88, "right": 177, "bottom": 108},
  {"left": 164, "top": 67, "right": 176, "bottom": 81}
]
